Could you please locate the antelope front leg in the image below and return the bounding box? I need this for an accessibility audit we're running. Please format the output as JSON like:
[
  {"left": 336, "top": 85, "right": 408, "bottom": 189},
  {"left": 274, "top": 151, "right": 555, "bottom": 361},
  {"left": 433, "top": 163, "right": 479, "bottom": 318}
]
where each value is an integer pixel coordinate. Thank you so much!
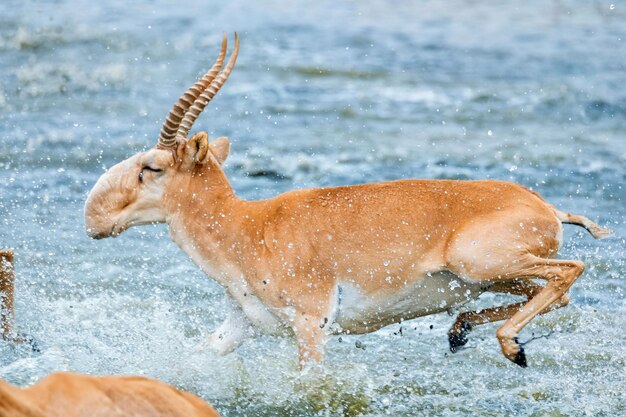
[
  {"left": 206, "top": 304, "right": 254, "bottom": 355},
  {"left": 293, "top": 313, "right": 329, "bottom": 369}
]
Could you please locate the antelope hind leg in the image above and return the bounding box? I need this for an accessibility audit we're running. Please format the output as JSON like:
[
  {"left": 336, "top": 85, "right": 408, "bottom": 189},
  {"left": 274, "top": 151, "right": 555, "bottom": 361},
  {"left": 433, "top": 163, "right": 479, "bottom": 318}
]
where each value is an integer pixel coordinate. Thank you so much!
[
  {"left": 444, "top": 212, "right": 584, "bottom": 366},
  {"left": 448, "top": 280, "right": 570, "bottom": 352},
  {"left": 493, "top": 257, "right": 584, "bottom": 367}
]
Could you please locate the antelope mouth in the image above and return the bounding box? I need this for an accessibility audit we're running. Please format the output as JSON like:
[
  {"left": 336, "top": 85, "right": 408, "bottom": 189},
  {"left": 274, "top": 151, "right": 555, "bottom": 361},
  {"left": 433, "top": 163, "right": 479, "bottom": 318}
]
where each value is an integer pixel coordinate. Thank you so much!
[
  {"left": 86, "top": 227, "right": 113, "bottom": 240},
  {"left": 86, "top": 221, "right": 123, "bottom": 239},
  {"left": 110, "top": 221, "right": 128, "bottom": 237}
]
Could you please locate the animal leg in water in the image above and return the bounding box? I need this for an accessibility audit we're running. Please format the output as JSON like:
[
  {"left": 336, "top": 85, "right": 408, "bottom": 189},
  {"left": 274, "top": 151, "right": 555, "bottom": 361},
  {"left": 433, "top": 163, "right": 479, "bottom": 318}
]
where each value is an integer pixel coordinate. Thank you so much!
[
  {"left": 448, "top": 280, "right": 569, "bottom": 351},
  {"left": 206, "top": 304, "right": 254, "bottom": 355},
  {"left": 494, "top": 257, "right": 584, "bottom": 367}
]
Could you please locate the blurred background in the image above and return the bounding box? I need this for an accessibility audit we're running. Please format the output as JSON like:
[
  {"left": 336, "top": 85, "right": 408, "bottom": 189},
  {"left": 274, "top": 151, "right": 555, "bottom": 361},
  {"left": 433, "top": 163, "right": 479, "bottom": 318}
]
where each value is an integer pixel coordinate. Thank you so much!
[{"left": 1, "top": 0, "right": 625, "bottom": 415}]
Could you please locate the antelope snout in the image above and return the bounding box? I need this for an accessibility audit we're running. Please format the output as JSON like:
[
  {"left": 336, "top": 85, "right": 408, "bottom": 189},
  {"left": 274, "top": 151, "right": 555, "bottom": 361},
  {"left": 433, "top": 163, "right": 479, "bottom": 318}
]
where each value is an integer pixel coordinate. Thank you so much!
[
  {"left": 85, "top": 227, "right": 112, "bottom": 239},
  {"left": 84, "top": 203, "right": 117, "bottom": 239}
]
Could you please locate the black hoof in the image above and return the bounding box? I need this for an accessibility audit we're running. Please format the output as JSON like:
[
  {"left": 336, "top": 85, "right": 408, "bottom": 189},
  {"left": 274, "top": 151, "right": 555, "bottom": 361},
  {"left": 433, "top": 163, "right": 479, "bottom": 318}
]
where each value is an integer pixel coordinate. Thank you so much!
[
  {"left": 448, "top": 321, "right": 471, "bottom": 353},
  {"left": 513, "top": 338, "right": 527, "bottom": 368},
  {"left": 449, "top": 332, "right": 467, "bottom": 353}
]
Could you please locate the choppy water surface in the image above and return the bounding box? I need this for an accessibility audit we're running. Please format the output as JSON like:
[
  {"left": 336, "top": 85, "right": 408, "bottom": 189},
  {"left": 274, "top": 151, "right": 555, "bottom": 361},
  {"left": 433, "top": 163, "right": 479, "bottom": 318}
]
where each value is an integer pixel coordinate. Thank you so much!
[{"left": 1, "top": 1, "right": 625, "bottom": 415}]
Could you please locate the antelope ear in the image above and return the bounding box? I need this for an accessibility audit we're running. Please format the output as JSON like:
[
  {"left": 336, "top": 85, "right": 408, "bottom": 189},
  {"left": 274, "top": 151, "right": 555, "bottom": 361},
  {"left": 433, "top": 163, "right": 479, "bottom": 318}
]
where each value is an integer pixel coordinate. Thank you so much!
[
  {"left": 209, "top": 137, "right": 230, "bottom": 165},
  {"left": 185, "top": 132, "right": 210, "bottom": 164}
]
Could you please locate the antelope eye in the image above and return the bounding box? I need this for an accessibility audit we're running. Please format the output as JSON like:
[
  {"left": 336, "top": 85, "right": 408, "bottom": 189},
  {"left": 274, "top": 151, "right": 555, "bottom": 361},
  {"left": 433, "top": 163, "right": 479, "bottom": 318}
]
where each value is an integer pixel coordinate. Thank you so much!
[{"left": 138, "top": 166, "right": 163, "bottom": 183}]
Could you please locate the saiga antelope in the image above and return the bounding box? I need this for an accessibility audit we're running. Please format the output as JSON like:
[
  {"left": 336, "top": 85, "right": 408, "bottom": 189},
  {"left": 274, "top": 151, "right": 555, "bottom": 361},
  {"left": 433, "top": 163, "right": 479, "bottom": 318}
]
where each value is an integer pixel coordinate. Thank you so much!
[
  {"left": 0, "top": 372, "right": 220, "bottom": 417},
  {"left": 84, "top": 34, "right": 612, "bottom": 368}
]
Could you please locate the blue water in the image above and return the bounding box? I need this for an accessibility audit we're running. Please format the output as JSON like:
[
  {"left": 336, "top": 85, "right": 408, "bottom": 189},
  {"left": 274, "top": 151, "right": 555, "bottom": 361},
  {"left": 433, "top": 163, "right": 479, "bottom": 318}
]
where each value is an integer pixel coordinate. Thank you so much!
[{"left": 1, "top": 1, "right": 625, "bottom": 415}]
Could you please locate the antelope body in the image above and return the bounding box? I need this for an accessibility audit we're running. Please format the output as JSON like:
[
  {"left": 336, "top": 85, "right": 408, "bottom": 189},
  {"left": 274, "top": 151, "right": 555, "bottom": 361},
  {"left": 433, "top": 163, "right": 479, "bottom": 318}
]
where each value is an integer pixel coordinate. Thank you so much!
[
  {"left": 0, "top": 372, "right": 220, "bottom": 417},
  {"left": 84, "top": 34, "right": 612, "bottom": 368}
]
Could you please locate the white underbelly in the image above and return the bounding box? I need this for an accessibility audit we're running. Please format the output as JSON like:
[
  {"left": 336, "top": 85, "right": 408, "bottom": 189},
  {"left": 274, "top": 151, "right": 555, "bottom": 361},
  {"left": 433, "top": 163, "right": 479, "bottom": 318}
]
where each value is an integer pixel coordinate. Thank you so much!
[{"left": 333, "top": 271, "right": 487, "bottom": 334}]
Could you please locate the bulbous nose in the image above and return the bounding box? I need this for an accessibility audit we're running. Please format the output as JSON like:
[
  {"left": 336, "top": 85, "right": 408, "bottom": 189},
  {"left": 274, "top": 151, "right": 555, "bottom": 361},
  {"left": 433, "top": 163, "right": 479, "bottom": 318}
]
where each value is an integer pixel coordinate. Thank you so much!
[
  {"left": 84, "top": 188, "right": 116, "bottom": 240},
  {"left": 84, "top": 210, "right": 112, "bottom": 239}
]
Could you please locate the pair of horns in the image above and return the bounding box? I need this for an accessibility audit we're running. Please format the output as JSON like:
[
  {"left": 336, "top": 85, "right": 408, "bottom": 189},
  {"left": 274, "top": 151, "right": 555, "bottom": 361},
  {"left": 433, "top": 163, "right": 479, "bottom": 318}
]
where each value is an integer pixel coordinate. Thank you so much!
[{"left": 157, "top": 33, "right": 240, "bottom": 149}]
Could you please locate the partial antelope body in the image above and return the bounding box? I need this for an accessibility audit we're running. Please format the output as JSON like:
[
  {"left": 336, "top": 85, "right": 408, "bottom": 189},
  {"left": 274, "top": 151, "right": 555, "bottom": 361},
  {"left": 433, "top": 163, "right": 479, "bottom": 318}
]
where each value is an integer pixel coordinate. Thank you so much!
[
  {"left": 84, "top": 34, "right": 612, "bottom": 368},
  {"left": 0, "top": 372, "right": 220, "bottom": 417}
]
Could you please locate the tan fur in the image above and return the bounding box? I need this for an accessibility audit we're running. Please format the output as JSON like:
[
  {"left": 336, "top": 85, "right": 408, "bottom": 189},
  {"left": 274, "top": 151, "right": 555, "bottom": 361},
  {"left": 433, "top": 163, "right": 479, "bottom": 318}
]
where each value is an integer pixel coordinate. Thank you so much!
[
  {"left": 84, "top": 141, "right": 612, "bottom": 367},
  {"left": 0, "top": 372, "right": 219, "bottom": 417},
  {"left": 84, "top": 38, "right": 612, "bottom": 367}
]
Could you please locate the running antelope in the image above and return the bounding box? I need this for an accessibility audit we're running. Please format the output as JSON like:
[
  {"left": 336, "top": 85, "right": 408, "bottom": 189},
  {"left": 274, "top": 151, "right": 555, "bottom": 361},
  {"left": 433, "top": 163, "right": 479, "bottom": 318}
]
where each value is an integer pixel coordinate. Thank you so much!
[
  {"left": 0, "top": 372, "right": 220, "bottom": 417},
  {"left": 84, "top": 34, "right": 612, "bottom": 368}
]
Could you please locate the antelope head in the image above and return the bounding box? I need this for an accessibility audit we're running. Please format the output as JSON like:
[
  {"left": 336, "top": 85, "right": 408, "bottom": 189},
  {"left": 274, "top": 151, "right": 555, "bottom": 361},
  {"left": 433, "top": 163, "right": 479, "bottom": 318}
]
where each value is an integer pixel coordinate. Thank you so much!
[{"left": 85, "top": 34, "right": 239, "bottom": 239}]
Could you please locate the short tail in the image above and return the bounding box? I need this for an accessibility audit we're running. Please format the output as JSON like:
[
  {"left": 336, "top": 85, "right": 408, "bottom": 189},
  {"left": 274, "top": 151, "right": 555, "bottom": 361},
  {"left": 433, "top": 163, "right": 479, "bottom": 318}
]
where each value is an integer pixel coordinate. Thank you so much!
[{"left": 555, "top": 209, "right": 614, "bottom": 240}]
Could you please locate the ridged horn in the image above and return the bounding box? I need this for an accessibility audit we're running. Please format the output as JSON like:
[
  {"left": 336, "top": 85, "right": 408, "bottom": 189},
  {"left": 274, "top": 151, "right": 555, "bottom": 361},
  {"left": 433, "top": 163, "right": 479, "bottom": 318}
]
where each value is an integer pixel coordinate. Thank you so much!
[
  {"left": 176, "top": 32, "right": 240, "bottom": 141},
  {"left": 156, "top": 34, "right": 228, "bottom": 149}
]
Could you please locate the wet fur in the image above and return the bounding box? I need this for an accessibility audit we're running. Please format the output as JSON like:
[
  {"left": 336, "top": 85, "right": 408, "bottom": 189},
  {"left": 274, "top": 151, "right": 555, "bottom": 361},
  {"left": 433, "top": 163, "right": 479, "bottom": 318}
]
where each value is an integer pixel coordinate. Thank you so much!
[{"left": 84, "top": 138, "right": 612, "bottom": 367}]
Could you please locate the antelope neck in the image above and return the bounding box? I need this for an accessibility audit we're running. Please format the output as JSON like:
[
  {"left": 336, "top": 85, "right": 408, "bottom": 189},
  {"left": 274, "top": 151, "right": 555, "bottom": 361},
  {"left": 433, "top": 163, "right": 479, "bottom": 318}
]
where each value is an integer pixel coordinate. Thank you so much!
[{"left": 164, "top": 165, "right": 254, "bottom": 283}]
